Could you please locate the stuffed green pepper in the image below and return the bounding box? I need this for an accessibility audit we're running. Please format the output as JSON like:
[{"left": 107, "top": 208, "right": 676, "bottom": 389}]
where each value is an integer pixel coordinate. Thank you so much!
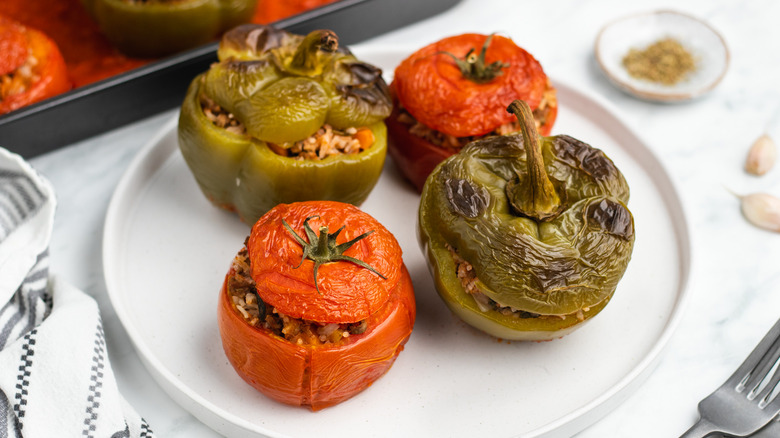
[
  {"left": 178, "top": 24, "right": 392, "bottom": 224},
  {"left": 80, "top": 0, "right": 256, "bottom": 58},
  {"left": 418, "top": 100, "right": 635, "bottom": 341}
]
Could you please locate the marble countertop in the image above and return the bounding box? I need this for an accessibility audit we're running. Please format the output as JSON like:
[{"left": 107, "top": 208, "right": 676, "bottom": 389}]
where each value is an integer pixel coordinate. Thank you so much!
[{"left": 23, "top": 0, "right": 780, "bottom": 436}]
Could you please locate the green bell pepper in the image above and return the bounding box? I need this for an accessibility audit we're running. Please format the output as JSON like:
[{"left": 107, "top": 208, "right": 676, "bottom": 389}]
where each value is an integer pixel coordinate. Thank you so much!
[
  {"left": 178, "top": 24, "right": 392, "bottom": 224},
  {"left": 80, "top": 0, "right": 256, "bottom": 58},
  {"left": 418, "top": 100, "right": 635, "bottom": 341}
]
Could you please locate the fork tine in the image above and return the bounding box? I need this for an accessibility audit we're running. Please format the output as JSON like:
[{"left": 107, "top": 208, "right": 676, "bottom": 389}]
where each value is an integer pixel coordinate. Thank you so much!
[
  {"left": 755, "top": 340, "right": 780, "bottom": 401},
  {"left": 746, "top": 334, "right": 780, "bottom": 393},
  {"left": 727, "top": 318, "right": 780, "bottom": 388},
  {"left": 763, "top": 384, "right": 780, "bottom": 414},
  {"left": 757, "top": 364, "right": 780, "bottom": 406}
]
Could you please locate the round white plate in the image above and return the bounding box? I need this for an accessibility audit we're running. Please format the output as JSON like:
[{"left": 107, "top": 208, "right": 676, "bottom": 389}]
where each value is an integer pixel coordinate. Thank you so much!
[
  {"left": 103, "top": 48, "right": 692, "bottom": 438},
  {"left": 594, "top": 10, "right": 729, "bottom": 102}
]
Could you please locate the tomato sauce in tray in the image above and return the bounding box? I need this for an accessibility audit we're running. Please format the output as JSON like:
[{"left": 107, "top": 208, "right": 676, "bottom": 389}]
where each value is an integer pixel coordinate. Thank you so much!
[
  {"left": 0, "top": 0, "right": 461, "bottom": 158},
  {"left": 0, "top": 0, "right": 338, "bottom": 88}
]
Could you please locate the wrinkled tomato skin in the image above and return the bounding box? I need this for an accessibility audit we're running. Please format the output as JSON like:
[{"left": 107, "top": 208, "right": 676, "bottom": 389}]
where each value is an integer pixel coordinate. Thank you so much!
[
  {"left": 391, "top": 33, "right": 552, "bottom": 137},
  {"left": 0, "top": 16, "right": 70, "bottom": 115},
  {"left": 387, "top": 33, "right": 557, "bottom": 192},
  {"left": 217, "top": 264, "right": 415, "bottom": 411},
  {"left": 0, "top": 20, "right": 28, "bottom": 75},
  {"left": 248, "top": 201, "right": 403, "bottom": 323}
]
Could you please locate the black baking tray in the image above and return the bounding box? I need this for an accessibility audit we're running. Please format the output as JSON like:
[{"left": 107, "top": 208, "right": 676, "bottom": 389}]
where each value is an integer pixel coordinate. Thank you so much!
[{"left": 0, "top": 0, "right": 460, "bottom": 158}]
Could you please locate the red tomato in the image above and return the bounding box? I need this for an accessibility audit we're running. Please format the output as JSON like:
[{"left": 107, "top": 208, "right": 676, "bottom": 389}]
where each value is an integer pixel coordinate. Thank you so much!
[
  {"left": 0, "top": 15, "right": 71, "bottom": 114},
  {"left": 218, "top": 201, "right": 416, "bottom": 410},
  {"left": 388, "top": 33, "right": 558, "bottom": 192},
  {"left": 386, "top": 103, "right": 458, "bottom": 193},
  {"left": 0, "top": 19, "right": 28, "bottom": 75}
]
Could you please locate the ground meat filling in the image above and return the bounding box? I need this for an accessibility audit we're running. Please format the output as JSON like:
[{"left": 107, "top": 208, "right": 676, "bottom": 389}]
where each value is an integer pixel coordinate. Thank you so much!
[
  {"left": 200, "top": 96, "right": 371, "bottom": 160},
  {"left": 447, "top": 244, "right": 586, "bottom": 321},
  {"left": 398, "top": 81, "right": 558, "bottom": 150},
  {"left": 0, "top": 55, "right": 39, "bottom": 101},
  {"left": 227, "top": 245, "right": 368, "bottom": 346}
]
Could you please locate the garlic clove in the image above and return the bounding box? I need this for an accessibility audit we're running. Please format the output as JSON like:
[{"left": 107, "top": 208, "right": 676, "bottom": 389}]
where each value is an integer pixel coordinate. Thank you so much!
[
  {"left": 740, "top": 192, "right": 780, "bottom": 232},
  {"left": 745, "top": 133, "right": 776, "bottom": 176}
]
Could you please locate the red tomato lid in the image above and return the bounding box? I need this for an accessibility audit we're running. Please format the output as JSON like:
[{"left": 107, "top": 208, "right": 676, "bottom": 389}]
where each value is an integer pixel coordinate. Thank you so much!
[
  {"left": 247, "top": 201, "right": 403, "bottom": 323},
  {"left": 392, "top": 33, "right": 550, "bottom": 137}
]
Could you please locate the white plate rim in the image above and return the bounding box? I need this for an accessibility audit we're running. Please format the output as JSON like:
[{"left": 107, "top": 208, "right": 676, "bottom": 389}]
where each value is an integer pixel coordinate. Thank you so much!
[{"left": 102, "top": 47, "right": 694, "bottom": 437}]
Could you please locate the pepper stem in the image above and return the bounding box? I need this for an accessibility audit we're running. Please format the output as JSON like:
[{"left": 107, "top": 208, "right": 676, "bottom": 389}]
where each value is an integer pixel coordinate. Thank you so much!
[
  {"left": 437, "top": 34, "right": 508, "bottom": 84},
  {"left": 505, "top": 100, "right": 564, "bottom": 222},
  {"left": 283, "top": 216, "right": 386, "bottom": 294},
  {"left": 287, "top": 29, "right": 338, "bottom": 76}
]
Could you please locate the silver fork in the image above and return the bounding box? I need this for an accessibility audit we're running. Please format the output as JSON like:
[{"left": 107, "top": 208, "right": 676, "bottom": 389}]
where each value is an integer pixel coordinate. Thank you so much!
[
  {"left": 750, "top": 415, "right": 780, "bottom": 437},
  {"left": 680, "top": 317, "right": 780, "bottom": 437}
]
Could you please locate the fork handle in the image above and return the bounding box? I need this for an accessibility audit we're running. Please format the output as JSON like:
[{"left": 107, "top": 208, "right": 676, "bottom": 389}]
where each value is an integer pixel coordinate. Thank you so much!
[{"left": 679, "top": 418, "right": 719, "bottom": 438}]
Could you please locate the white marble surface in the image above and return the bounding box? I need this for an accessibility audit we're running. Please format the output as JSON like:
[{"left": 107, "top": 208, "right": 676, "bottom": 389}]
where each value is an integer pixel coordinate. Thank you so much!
[{"left": 23, "top": 0, "right": 780, "bottom": 436}]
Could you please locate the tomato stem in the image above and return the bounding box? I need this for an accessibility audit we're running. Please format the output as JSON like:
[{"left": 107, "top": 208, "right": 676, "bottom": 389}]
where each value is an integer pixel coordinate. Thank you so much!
[
  {"left": 505, "top": 100, "right": 565, "bottom": 221},
  {"left": 283, "top": 215, "right": 386, "bottom": 294},
  {"left": 437, "top": 34, "right": 508, "bottom": 84}
]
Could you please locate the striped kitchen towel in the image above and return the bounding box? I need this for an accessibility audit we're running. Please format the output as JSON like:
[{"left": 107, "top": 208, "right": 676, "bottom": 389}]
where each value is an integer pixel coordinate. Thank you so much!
[{"left": 0, "top": 148, "right": 154, "bottom": 437}]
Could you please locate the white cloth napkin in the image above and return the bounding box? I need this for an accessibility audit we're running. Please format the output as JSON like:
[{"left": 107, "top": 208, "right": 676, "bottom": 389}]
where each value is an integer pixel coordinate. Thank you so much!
[{"left": 0, "top": 148, "right": 154, "bottom": 437}]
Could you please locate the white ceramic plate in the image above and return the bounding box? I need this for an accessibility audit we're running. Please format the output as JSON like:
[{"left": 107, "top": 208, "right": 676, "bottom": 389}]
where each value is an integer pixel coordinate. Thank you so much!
[
  {"left": 594, "top": 10, "right": 729, "bottom": 102},
  {"left": 103, "top": 48, "right": 692, "bottom": 438}
]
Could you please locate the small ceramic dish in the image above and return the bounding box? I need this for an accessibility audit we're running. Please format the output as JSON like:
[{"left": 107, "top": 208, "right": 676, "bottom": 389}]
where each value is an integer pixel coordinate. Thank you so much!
[{"left": 594, "top": 10, "right": 729, "bottom": 103}]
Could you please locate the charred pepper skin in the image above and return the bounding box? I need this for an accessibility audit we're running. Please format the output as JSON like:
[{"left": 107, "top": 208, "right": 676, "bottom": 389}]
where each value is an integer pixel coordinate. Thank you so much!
[
  {"left": 79, "top": 0, "right": 256, "bottom": 58},
  {"left": 418, "top": 100, "right": 635, "bottom": 341},
  {"left": 178, "top": 25, "right": 392, "bottom": 225}
]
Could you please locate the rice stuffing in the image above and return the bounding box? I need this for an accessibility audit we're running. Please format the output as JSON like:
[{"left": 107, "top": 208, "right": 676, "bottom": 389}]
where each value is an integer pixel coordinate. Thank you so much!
[
  {"left": 200, "top": 95, "right": 371, "bottom": 160},
  {"left": 270, "top": 125, "right": 370, "bottom": 160},
  {"left": 200, "top": 94, "right": 246, "bottom": 135},
  {"left": 0, "top": 55, "right": 39, "bottom": 101},
  {"left": 446, "top": 244, "right": 551, "bottom": 320}
]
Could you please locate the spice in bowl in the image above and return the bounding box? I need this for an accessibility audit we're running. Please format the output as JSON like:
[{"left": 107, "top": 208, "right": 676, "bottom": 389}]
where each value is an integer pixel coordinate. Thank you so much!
[{"left": 622, "top": 37, "right": 696, "bottom": 85}]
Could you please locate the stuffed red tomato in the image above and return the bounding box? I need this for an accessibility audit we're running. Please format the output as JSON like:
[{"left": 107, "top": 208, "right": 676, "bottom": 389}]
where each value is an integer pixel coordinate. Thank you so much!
[
  {"left": 387, "top": 33, "right": 558, "bottom": 192},
  {"left": 218, "top": 201, "right": 415, "bottom": 410},
  {"left": 0, "top": 15, "right": 71, "bottom": 114}
]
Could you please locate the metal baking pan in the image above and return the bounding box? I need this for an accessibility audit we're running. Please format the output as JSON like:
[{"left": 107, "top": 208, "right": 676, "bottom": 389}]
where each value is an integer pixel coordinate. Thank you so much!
[{"left": 0, "top": 0, "right": 460, "bottom": 158}]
